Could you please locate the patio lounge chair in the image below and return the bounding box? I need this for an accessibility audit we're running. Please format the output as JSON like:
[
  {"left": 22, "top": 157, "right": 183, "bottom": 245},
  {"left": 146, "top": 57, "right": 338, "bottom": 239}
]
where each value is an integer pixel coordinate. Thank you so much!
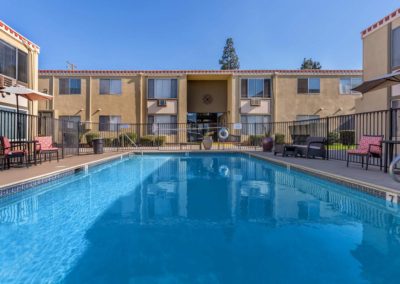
[
  {"left": 346, "top": 135, "right": 383, "bottom": 170},
  {"left": 35, "top": 136, "right": 60, "bottom": 162},
  {"left": 292, "top": 136, "right": 327, "bottom": 159},
  {"left": 0, "top": 136, "right": 29, "bottom": 169}
]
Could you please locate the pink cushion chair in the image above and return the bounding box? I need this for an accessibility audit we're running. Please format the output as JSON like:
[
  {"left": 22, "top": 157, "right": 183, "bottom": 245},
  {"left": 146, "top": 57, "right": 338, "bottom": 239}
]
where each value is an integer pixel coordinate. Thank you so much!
[
  {"left": 0, "top": 136, "right": 28, "bottom": 169},
  {"left": 35, "top": 136, "right": 59, "bottom": 162},
  {"left": 346, "top": 135, "right": 383, "bottom": 170}
]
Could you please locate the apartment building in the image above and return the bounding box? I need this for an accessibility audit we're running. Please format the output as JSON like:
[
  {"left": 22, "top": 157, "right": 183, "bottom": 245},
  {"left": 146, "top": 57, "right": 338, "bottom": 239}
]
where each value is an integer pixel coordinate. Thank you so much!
[
  {"left": 0, "top": 20, "right": 40, "bottom": 115},
  {"left": 38, "top": 69, "right": 362, "bottom": 128},
  {"left": 355, "top": 8, "right": 400, "bottom": 112}
]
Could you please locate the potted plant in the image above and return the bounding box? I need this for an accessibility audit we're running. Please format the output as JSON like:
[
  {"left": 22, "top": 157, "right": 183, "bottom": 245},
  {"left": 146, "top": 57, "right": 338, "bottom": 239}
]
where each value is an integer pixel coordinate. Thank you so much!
[
  {"left": 262, "top": 132, "right": 274, "bottom": 152},
  {"left": 202, "top": 132, "right": 213, "bottom": 150},
  {"left": 273, "top": 133, "right": 285, "bottom": 155}
]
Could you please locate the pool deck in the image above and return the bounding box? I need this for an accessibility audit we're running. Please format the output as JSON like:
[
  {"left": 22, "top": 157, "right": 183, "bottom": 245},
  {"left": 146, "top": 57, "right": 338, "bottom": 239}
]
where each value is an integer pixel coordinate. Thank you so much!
[
  {"left": 247, "top": 151, "right": 400, "bottom": 194},
  {"left": 0, "top": 151, "right": 133, "bottom": 190}
]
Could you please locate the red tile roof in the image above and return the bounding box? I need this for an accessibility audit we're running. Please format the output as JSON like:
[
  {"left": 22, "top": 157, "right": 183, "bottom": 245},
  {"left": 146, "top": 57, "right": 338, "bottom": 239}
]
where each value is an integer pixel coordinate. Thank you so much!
[
  {"left": 39, "top": 69, "right": 362, "bottom": 76},
  {"left": 361, "top": 8, "right": 400, "bottom": 38},
  {"left": 0, "top": 20, "right": 40, "bottom": 52}
]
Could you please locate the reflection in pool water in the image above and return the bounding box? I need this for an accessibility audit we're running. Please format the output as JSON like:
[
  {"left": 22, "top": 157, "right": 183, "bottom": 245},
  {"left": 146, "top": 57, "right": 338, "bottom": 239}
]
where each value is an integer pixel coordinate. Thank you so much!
[{"left": 0, "top": 154, "right": 400, "bottom": 283}]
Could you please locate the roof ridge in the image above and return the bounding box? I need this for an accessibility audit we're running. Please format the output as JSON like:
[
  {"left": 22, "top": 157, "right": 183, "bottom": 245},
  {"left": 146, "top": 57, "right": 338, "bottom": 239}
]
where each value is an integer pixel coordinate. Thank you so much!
[
  {"left": 0, "top": 20, "right": 40, "bottom": 51},
  {"left": 361, "top": 8, "right": 400, "bottom": 38},
  {"left": 39, "top": 69, "right": 362, "bottom": 74}
]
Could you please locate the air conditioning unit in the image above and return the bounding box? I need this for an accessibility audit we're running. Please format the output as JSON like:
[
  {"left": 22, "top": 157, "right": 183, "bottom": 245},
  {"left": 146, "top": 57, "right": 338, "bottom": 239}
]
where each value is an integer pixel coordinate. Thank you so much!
[
  {"left": 250, "top": 98, "right": 261, "bottom": 106},
  {"left": 157, "top": 99, "right": 167, "bottom": 107},
  {"left": 0, "top": 75, "right": 14, "bottom": 89}
]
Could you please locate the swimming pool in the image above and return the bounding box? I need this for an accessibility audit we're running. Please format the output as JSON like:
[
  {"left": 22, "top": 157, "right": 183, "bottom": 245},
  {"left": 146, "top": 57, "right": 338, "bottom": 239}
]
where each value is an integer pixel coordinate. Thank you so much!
[{"left": 0, "top": 153, "right": 399, "bottom": 283}]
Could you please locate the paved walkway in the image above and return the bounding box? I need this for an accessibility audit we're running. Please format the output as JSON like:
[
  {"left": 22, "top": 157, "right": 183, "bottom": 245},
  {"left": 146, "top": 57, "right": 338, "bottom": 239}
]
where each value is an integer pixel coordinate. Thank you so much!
[
  {"left": 248, "top": 152, "right": 400, "bottom": 192},
  {"left": 0, "top": 151, "right": 132, "bottom": 188}
]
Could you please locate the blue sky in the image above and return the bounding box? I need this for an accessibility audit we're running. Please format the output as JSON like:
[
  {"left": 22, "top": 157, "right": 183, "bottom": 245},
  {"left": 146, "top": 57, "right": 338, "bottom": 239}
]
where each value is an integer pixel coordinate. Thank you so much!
[{"left": 1, "top": 0, "right": 399, "bottom": 70}]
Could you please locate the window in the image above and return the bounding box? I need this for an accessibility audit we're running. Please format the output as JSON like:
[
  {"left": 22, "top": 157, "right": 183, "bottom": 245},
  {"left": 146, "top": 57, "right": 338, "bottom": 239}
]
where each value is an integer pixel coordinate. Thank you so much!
[
  {"left": 99, "top": 115, "right": 121, "bottom": 131},
  {"left": 241, "top": 79, "right": 271, "bottom": 98},
  {"left": 59, "top": 115, "right": 81, "bottom": 129},
  {"left": 340, "top": 77, "right": 362, "bottom": 94},
  {"left": 392, "top": 27, "right": 400, "bottom": 69},
  {"left": 100, "top": 79, "right": 121, "bottom": 95},
  {"left": 148, "top": 79, "right": 178, "bottom": 99},
  {"left": 297, "top": 78, "right": 320, "bottom": 94},
  {"left": 0, "top": 39, "right": 28, "bottom": 83},
  {"left": 148, "top": 115, "right": 177, "bottom": 134},
  {"left": 17, "top": 50, "right": 28, "bottom": 83},
  {"left": 59, "top": 78, "right": 81, "bottom": 95},
  {"left": 240, "top": 115, "right": 271, "bottom": 135}
]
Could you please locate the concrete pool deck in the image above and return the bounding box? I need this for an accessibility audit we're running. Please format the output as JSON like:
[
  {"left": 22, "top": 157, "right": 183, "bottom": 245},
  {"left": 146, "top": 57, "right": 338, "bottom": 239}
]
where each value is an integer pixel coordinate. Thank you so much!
[
  {"left": 0, "top": 151, "right": 133, "bottom": 190},
  {"left": 247, "top": 151, "right": 399, "bottom": 195}
]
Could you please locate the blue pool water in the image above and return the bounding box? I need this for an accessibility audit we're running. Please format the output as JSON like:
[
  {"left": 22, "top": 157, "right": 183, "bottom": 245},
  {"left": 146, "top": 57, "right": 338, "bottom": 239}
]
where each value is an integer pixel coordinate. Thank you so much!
[{"left": 0, "top": 153, "right": 400, "bottom": 283}]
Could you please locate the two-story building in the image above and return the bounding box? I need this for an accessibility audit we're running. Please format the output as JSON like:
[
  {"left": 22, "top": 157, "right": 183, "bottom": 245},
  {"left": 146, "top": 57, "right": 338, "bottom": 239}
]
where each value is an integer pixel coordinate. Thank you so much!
[
  {"left": 355, "top": 8, "right": 400, "bottom": 112},
  {"left": 0, "top": 20, "right": 40, "bottom": 115},
  {"left": 38, "top": 69, "right": 362, "bottom": 128}
]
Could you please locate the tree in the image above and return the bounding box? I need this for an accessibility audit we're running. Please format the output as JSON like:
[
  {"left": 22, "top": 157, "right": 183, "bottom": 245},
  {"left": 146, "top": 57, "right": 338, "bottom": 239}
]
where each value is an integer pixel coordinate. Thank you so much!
[
  {"left": 300, "top": 58, "right": 322, "bottom": 70},
  {"left": 219, "top": 38, "right": 240, "bottom": 70}
]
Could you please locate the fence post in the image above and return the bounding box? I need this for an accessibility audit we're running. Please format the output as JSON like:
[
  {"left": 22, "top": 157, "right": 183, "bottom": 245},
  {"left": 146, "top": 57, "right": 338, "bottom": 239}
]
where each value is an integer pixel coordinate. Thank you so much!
[
  {"left": 77, "top": 121, "right": 80, "bottom": 156},
  {"left": 117, "top": 123, "right": 120, "bottom": 152},
  {"left": 157, "top": 124, "right": 160, "bottom": 150},
  {"left": 389, "top": 108, "right": 393, "bottom": 141},
  {"left": 326, "top": 116, "right": 329, "bottom": 160}
]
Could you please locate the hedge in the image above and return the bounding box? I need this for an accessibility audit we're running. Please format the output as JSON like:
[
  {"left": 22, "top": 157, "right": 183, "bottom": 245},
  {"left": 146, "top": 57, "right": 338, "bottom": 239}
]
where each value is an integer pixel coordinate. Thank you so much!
[
  {"left": 138, "top": 135, "right": 166, "bottom": 146},
  {"left": 339, "top": 130, "right": 355, "bottom": 145}
]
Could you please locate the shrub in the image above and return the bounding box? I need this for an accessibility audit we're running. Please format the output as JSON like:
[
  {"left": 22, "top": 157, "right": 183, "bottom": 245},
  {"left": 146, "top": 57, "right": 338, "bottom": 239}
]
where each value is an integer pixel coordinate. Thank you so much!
[
  {"left": 138, "top": 135, "right": 166, "bottom": 146},
  {"left": 249, "top": 135, "right": 264, "bottom": 146},
  {"left": 327, "top": 132, "right": 340, "bottom": 145},
  {"left": 340, "top": 130, "right": 355, "bottom": 146},
  {"left": 85, "top": 132, "right": 100, "bottom": 146},
  {"left": 103, "top": 138, "right": 118, "bottom": 147},
  {"left": 119, "top": 132, "right": 137, "bottom": 146},
  {"left": 155, "top": 136, "right": 166, "bottom": 146},
  {"left": 274, "top": 133, "right": 285, "bottom": 145}
]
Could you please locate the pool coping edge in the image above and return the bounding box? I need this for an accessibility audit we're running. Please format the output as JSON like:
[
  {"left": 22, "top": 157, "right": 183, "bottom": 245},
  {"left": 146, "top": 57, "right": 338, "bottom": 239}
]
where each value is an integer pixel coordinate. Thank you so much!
[
  {"left": 246, "top": 152, "right": 400, "bottom": 202},
  {"left": 0, "top": 151, "right": 135, "bottom": 197}
]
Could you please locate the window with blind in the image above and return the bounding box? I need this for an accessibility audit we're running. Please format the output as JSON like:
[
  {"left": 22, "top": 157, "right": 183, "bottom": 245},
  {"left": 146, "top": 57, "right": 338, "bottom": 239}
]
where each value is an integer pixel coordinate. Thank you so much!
[
  {"left": 59, "top": 78, "right": 81, "bottom": 95},
  {"left": 17, "top": 50, "right": 28, "bottom": 83},
  {"left": 148, "top": 115, "right": 177, "bottom": 134},
  {"left": 240, "top": 115, "right": 271, "bottom": 135},
  {"left": 340, "top": 77, "right": 362, "bottom": 94},
  {"left": 392, "top": 27, "right": 400, "bottom": 69},
  {"left": 0, "top": 39, "right": 28, "bottom": 83},
  {"left": 148, "top": 79, "right": 178, "bottom": 99},
  {"left": 99, "top": 115, "right": 121, "bottom": 131},
  {"left": 99, "top": 79, "right": 121, "bottom": 95},
  {"left": 297, "top": 78, "right": 320, "bottom": 94},
  {"left": 241, "top": 79, "right": 271, "bottom": 98}
]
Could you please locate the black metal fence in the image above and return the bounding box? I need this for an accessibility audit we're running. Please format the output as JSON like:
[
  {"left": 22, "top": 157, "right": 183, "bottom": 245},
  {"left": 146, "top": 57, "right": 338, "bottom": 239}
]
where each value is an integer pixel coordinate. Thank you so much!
[{"left": 1, "top": 109, "right": 400, "bottom": 167}]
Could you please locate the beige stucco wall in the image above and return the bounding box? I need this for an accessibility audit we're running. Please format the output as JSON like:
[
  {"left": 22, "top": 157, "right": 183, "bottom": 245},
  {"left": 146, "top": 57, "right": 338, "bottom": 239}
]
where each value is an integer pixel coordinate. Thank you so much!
[
  {"left": 187, "top": 80, "right": 227, "bottom": 113},
  {"left": 90, "top": 77, "right": 138, "bottom": 124},
  {"left": 39, "top": 72, "right": 362, "bottom": 125},
  {"left": 275, "top": 75, "right": 360, "bottom": 121},
  {"left": 355, "top": 16, "right": 400, "bottom": 112},
  {"left": 355, "top": 24, "right": 389, "bottom": 112},
  {"left": 0, "top": 25, "right": 39, "bottom": 114}
]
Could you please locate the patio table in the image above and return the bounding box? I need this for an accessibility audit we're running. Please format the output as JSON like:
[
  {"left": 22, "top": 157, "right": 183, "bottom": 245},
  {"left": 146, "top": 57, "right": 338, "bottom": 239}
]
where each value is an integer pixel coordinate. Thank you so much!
[{"left": 382, "top": 140, "right": 400, "bottom": 173}]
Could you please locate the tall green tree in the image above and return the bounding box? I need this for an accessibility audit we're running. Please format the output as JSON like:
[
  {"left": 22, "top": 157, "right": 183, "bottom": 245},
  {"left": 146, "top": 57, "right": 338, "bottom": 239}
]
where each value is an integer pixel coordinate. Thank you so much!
[
  {"left": 219, "top": 38, "right": 240, "bottom": 70},
  {"left": 300, "top": 58, "right": 322, "bottom": 69}
]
